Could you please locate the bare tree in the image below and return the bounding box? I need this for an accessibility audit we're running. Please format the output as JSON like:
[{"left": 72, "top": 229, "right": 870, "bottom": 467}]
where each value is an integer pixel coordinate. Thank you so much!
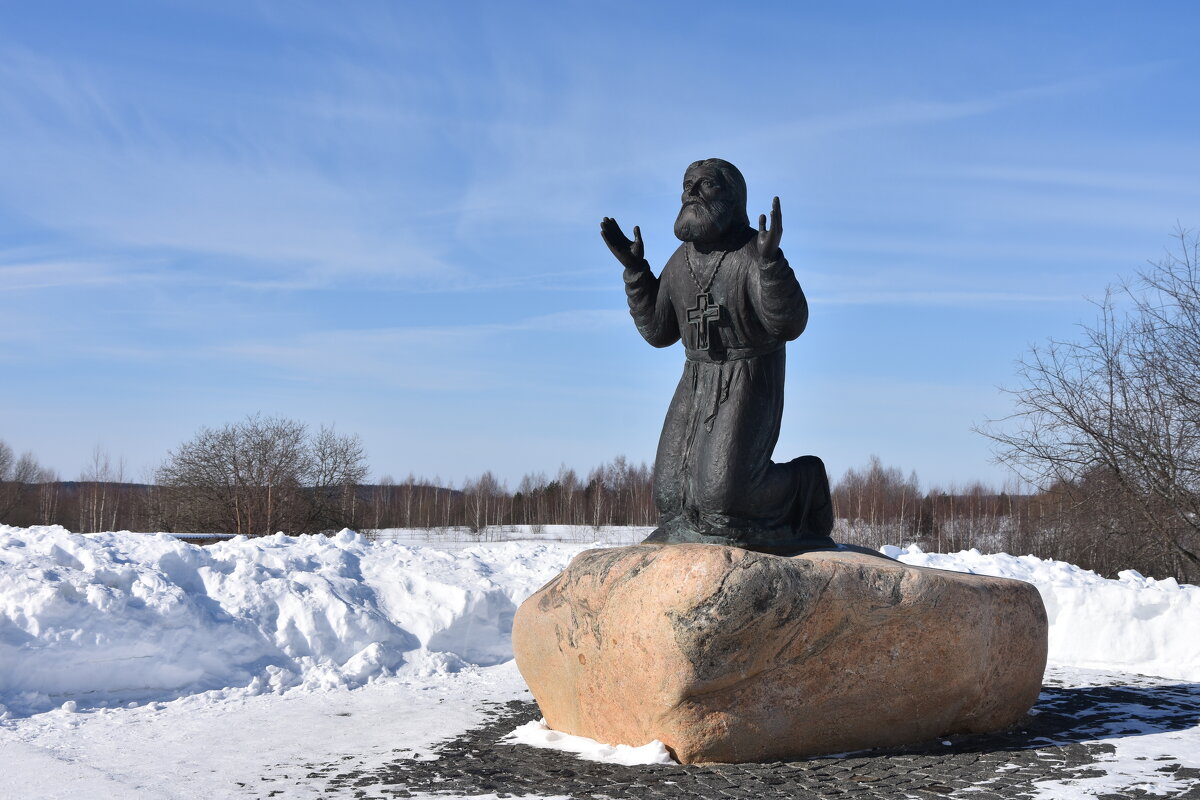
[
  {"left": 0, "top": 440, "right": 12, "bottom": 483},
  {"left": 79, "top": 446, "right": 129, "bottom": 532},
  {"left": 462, "top": 470, "right": 504, "bottom": 533},
  {"left": 36, "top": 468, "right": 61, "bottom": 525},
  {"left": 979, "top": 228, "right": 1200, "bottom": 580},
  {"left": 832, "top": 455, "right": 923, "bottom": 549},
  {"left": 585, "top": 465, "right": 608, "bottom": 528},
  {"left": 0, "top": 439, "right": 15, "bottom": 520},
  {"left": 156, "top": 414, "right": 369, "bottom": 535},
  {"left": 305, "top": 424, "right": 369, "bottom": 531},
  {"left": 0, "top": 441, "right": 45, "bottom": 523}
]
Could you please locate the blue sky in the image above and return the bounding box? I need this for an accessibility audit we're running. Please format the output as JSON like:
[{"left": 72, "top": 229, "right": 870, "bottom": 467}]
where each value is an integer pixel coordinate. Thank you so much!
[{"left": 2, "top": 1, "right": 1199, "bottom": 491}]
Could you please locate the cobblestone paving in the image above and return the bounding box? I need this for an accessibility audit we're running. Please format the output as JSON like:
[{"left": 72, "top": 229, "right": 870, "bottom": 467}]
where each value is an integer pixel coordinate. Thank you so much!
[{"left": 292, "top": 673, "right": 1200, "bottom": 799}]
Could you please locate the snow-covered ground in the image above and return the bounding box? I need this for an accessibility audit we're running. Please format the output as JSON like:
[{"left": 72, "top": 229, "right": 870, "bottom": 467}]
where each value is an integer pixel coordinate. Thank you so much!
[{"left": 1, "top": 524, "right": 1197, "bottom": 798}]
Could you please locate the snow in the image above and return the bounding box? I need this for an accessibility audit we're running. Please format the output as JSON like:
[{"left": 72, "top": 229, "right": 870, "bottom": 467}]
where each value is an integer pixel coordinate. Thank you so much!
[
  {"left": 2, "top": 657, "right": 536, "bottom": 800},
  {"left": 0, "top": 524, "right": 1197, "bottom": 797},
  {"left": 0, "top": 525, "right": 571, "bottom": 715},
  {"left": 1027, "top": 666, "right": 1200, "bottom": 799},
  {"left": 883, "top": 543, "right": 1200, "bottom": 682}
]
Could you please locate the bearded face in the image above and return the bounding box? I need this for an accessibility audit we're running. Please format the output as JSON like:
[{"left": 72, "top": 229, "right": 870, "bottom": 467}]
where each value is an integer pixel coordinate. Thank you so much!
[{"left": 674, "top": 167, "right": 738, "bottom": 244}]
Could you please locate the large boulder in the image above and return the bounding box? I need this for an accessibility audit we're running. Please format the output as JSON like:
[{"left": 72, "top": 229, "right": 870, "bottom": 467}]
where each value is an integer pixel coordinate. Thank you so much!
[{"left": 512, "top": 544, "right": 1047, "bottom": 764}]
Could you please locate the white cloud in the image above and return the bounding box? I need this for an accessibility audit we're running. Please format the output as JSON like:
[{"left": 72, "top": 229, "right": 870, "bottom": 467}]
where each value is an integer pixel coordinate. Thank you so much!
[
  {"left": 0, "top": 260, "right": 125, "bottom": 291},
  {"left": 816, "top": 289, "right": 1078, "bottom": 307},
  {"left": 213, "top": 308, "right": 626, "bottom": 387},
  {"left": 0, "top": 46, "right": 459, "bottom": 288}
]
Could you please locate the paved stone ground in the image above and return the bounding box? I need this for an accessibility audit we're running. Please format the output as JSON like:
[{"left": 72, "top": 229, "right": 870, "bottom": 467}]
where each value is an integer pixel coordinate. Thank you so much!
[{"left": 289, "top": 672, "right": 1200, "bottom": 799}]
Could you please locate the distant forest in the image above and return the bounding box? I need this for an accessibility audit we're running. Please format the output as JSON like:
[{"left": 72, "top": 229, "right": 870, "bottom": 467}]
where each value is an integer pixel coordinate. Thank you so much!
[{"left": 3, "top": 427, "right": 1195, "bottom": 583}]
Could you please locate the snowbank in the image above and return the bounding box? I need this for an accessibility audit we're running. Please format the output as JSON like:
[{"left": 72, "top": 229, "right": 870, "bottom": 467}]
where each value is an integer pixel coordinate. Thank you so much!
[
  {"left": 1, "top": 525, "right": 1197, "bottom": 718},
  {"left": 0, "top": 525, "right": 571, "bottom": 715},
  {"left": 884, "top": 544, "right": 1200, "bottom": 682}
]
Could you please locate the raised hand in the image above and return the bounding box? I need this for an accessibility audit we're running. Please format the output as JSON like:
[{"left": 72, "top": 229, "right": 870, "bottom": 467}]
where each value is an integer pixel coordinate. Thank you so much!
[
  {"left": 756, "top": 196, "right": 783, "bottom": 262},
  {"left": 601, "top": 217, "right": 645, "bottom": 271}
]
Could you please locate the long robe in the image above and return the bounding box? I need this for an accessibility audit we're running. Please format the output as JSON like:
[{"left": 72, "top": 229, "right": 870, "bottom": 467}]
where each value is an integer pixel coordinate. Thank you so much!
[{"left": 623, "top": 227, "right": 833, "bottom": 554}]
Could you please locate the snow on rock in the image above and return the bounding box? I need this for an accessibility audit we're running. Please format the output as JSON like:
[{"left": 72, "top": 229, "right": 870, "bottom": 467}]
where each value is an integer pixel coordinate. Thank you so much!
[
  {"left": 0, "top": 525, "right": 570, "bottom": 715},
  {"left": 883, "top": 544, "right": 1200, "bottom": 682}
]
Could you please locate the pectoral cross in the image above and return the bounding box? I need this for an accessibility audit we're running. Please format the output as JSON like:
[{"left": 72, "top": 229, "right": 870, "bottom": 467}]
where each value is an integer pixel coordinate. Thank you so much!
[{"left": 686, "top": 292, "right": 721, "bottom": 350}]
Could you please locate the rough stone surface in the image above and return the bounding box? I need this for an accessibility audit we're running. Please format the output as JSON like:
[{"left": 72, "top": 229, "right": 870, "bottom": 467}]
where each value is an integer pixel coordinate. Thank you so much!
[{"left": 512, "top": 544, "right": 1048, "bottom": 763}]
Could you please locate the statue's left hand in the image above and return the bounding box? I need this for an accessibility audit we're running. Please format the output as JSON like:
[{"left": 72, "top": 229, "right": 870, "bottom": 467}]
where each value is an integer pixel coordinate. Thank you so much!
[{"left": 756, "top": 196, "right": 783, "bottom": 262}]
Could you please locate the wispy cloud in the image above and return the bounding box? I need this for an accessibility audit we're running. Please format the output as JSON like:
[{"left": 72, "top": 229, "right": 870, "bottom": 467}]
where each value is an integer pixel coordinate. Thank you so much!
[
  {"left": 0, "top": 144, "right": 455, "bottom": 281},
  {"left": 816, "top": 289, "right": 1079, "bottom": 307},
  {"left": 224, "top": 308, "right": 627, "bottom": 354},
  {"left": 0, "top": 260, "right": 126, "bottom": 291},
  {"left": 215, "top": 308, "right": 627, "bottom": 385},
  {"left": 755, "top": 61, "right": 1177, "bottom": 145},
  {"left": 0, "top": 47, "right": 460, "bottom": 289},
  {"left": 0, "top": 47, "right": 125, "bottom": 139},
  {"left": 946, "top": 164, "right": 1198, "bottom": 195},
  {"left": 511, "top": 309, "right": 627, "bottom": 332},
  {"left": 442, "top": 61, "right": 1182, "bottom": 249}
]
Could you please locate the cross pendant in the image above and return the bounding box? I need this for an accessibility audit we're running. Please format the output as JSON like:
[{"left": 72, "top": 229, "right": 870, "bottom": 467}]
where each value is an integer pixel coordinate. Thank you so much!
[{"left": 686, "top": 292, "right": 722, "bottom": 350}]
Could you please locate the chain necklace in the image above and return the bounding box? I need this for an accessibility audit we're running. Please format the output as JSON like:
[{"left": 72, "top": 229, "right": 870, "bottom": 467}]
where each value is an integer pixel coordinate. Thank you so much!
[
  {"left": 684, "top": 244, "right": 730, "bottom": 351},
  {"left": 684, "top": 243, "right": 729, "bottom": 294}
]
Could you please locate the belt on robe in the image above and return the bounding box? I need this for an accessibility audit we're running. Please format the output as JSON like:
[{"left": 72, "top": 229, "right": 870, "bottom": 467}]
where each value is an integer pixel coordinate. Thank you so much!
[{"left": 684, "top": 341, "right": 783, "bottom": 364}]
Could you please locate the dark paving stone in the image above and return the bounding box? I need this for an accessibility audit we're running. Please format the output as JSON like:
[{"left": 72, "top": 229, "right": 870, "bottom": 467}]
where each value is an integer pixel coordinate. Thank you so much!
[{"left": 267, "top": 672, "right": 1200, "bottom": 799}]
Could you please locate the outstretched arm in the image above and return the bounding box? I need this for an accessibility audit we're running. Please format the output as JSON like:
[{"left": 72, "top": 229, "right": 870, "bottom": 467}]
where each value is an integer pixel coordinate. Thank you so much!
[{"left": 602, "top": 215, "right": 678, "bottom": 347}]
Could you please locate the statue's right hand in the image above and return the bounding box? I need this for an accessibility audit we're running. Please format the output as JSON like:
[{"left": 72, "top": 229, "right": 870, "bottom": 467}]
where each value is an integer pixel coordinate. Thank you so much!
[{"left": 601, "top": 217, "right": 645, "bottom": 270}]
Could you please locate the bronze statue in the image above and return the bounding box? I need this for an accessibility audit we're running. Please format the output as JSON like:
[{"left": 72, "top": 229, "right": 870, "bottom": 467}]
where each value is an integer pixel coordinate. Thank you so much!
[{"left": 602, "top": 159, "right": 835, "bottom": 555}]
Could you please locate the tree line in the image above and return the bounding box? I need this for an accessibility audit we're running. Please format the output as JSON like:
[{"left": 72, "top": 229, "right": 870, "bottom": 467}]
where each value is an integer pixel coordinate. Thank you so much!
[
  {"left": 0, "top": 434, "right": 658, "bottom": 535},
  {"left": 827, "top": 455, "right": 1200, "bottom": 583},
  {"left": 4, "top": 429, "right": 1194, "bottom": 581}
]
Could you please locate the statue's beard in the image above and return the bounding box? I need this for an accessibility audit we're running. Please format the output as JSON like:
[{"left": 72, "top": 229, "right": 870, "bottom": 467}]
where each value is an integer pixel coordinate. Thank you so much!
[{"left": 674, "top": 200, "right": 735, "bottom": 243}]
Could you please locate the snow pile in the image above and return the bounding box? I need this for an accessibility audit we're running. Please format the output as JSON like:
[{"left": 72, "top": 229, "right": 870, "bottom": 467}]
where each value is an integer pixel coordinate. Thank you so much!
[
  {"left": 884, "top": 544, "right": 1200, "bottom": 682},
  {"left": 2, "top": 525, "right": 1198, "bottom": 720},
  {"left": 0, "top": 525, "right": 570, "bottom": 715},
  {"left": 507, "top": 718, "right": 675, "bottom": 765}
]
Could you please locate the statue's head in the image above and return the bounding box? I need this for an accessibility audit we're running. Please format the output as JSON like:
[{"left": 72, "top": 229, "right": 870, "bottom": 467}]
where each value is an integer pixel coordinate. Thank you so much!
[{"left": 674, "top": 158, "right": 750, "bottom": 244}]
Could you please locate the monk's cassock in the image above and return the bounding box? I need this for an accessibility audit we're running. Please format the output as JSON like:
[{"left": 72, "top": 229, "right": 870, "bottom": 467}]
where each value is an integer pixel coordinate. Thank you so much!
[{"left": 624, "top": 226, "right": 834, "bottom": 554}]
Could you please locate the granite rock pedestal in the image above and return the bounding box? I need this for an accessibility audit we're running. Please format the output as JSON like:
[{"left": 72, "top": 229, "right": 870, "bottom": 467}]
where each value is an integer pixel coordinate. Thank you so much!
[{"left": 512, "top": 544, "right": 1048, "bottom": 764}]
